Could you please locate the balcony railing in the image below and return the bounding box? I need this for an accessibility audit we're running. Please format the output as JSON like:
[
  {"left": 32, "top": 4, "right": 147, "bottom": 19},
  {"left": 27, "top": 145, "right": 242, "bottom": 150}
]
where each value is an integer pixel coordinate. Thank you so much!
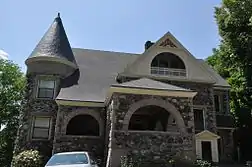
[{"left": 151, "top": 67, "right": 186, "bottom": 77}]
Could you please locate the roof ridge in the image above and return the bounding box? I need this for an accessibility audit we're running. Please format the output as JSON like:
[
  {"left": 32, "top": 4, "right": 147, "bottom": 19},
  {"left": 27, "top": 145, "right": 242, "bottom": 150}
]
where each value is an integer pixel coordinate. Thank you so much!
[{"left": 72, "top": 48, "right": 141, "bottom": 56}]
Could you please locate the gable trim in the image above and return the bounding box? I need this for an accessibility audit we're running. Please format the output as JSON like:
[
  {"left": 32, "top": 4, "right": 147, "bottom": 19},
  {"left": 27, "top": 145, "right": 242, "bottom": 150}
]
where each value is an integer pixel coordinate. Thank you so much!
[
  {"left": 56, "top": 99, "right": 104, "bottom": 107},
  {"left": 109, "top": 86, "right": 197, "bottom": 98},
  {"left": 118, "top": 73, "right": 215, "bottom": 84},
  {"left": 195, "top": 130, "right": 220, "bottom": 140}
]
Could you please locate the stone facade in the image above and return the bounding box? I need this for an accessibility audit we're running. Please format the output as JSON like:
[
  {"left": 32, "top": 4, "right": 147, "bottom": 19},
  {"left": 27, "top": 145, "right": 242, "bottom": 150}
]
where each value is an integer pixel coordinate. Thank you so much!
[
  {"left": 14, "top": 74, "right": 234, "bottom": 166},
  {"left": 106, "top": 93, "right": 196, "bottom": 167},
  {"left": 53, "top": 105, "right": 105, "bottom": 160},
  {"left": 13, "top": 74, "right": 58, "bottom": 162},
  {"left": 121, "top": 77, "right": 217, "bottom": 132}
]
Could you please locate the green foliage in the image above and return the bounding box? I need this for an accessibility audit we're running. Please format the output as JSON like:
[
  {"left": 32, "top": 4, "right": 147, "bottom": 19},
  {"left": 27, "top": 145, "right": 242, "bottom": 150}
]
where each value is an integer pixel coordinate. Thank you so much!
[
  {"left": 207, "top": 0, "right": 252, "bottom": 118},
  {"left": 194, "top": 160, "right": 211, "bottom": 167},
  {"left": 120, "top": 156, "right": 134, "bottom": 167},
  {"left": 12, "top": 150, "right": 42, "bottom": 167},
  {"left": 0, "top": 59, "right": 25, "bottom": 166},
  {"left": 207, "top": 0, "right": 252, "bottom": 161}
]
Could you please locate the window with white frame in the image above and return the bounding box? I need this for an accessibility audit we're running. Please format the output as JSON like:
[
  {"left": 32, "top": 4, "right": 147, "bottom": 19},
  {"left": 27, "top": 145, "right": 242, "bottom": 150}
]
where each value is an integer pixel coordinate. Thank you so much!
[
  {"left": 32, "top": 117, "right": 51, "bottom": 139},
  {"left": 37, "top": 79, "right": 56, "bottom": 99}
]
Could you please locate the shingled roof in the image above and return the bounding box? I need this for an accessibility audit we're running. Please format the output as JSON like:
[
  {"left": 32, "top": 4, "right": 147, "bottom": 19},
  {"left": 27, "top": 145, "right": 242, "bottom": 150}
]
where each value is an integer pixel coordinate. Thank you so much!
[
  {"left": 56, "top": 48, "right": 139, "bottom": 102},
  {"left": 27, "top": 13, "right": 76, "bottom": 64}
]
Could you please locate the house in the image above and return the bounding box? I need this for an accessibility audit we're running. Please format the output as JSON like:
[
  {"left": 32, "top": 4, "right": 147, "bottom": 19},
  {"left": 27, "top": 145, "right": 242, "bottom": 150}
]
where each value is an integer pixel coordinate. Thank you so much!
[{"left": 14, "top": 14, "right": 235, "bottom": 166}]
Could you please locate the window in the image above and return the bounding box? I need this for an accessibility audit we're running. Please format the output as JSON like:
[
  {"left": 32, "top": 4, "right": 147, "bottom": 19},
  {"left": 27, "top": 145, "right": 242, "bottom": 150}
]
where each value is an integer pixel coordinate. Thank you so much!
[
  {"left": 150, "top": 52, "right": 186, "bottom": 77},
  {"left": 37, "top": 79, "right": 56, "bottom": 99},
  {"left": 214, "top": 95, "right": 220, "bottom": 112},
  {"left": 194, "top": 109, "right": 205, "bottom": 132},
  {"left": 32, "top": 117, "right": 51, "bottom": 139},
  {"left": 66, "top": 115, "right": 100, "bottom": 136},
  {"left": 214, "top": 94, "right": 225, "bottom": 113},
  {"left": 128, "top": 105, "right": 169, "bottom": 131}
]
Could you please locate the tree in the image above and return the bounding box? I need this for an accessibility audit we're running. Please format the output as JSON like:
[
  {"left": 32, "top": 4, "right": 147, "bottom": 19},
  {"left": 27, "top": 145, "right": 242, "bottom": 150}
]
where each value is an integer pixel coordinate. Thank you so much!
[
  {"left": 0, "top": 59, "right": 25, "bottom": 167},
  {"left": 207, "top": 0, "right": 252, "bottom": 161}
]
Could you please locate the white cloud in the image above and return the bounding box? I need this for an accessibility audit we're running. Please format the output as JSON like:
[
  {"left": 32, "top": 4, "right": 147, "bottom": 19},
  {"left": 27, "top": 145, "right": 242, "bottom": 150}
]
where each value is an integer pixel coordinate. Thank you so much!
[{"left": 0, "top": 49, "right": 8, "bottom": 60}]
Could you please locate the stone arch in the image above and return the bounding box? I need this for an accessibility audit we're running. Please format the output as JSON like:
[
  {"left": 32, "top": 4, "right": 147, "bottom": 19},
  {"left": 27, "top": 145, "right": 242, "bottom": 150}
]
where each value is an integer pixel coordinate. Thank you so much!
[
  {"left": 63, "top": 109, "right": 103, "bottom": 137},
  {"left": 122, "top": 99, "right": 186, "bottom": 133}
]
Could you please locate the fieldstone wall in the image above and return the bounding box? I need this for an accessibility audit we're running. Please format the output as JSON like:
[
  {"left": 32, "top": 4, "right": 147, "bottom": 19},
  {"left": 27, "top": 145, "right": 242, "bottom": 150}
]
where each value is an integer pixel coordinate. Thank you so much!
[
  {"left": 120, "top": 76, "right": 217, "bottom": 133},
  {"left": 107, "top": 93, "right": 195, "bottom": 167},
  {"left": 13, "top": 74, "right": 58, "bottom": 163},
  {"left": 53, "top": 105, "right": 105, "bottom": 160}
]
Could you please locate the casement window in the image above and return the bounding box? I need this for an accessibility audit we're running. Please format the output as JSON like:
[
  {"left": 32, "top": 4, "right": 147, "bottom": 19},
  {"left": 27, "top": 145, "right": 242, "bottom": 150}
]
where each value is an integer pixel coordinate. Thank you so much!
[
  {"left": 37, "top": 79, "right": 56, "bottom": 99},
  {"left": 194, "top": 108, "right": 205, "bottom": 132},
  {"left": 32, "top": 117, "right": 51, "bottom": 140},
  {"left": 214, "top": 94, "right": 225, "bottom": 113}
]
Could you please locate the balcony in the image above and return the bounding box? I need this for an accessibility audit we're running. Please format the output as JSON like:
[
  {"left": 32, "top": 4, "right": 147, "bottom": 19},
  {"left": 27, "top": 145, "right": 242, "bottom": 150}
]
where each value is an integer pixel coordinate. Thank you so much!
[{"left": 151, "top": 67, "right": 186, "bottom": 77}]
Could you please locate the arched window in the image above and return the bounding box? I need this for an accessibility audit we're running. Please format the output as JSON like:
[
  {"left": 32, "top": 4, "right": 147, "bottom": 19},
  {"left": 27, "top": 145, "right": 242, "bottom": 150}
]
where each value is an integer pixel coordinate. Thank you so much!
[
  {"left": 66, "top": 115, "right": 99, "bottom": 136},
  {"left": 151, "top": 52, "right": 186, "bottom": 76},
  {"left": 128, "top": 105, "right": 170, "bottom": 131}
]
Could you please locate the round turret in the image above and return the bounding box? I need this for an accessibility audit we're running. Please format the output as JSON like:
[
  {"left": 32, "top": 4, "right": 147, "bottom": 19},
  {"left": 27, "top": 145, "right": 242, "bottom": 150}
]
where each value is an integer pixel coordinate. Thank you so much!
[{"left": 25, "top": 13, "right": 77, "bottom": 78}]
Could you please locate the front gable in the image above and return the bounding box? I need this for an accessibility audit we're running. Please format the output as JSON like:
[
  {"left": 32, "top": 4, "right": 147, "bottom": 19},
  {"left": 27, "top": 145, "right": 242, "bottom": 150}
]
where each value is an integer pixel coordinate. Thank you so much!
[
  {"left": 195, "top": 130, "right": 220, "bottom": 140},
  {"left": 123, "top": 32, "right": 216, "bottom": 84}
]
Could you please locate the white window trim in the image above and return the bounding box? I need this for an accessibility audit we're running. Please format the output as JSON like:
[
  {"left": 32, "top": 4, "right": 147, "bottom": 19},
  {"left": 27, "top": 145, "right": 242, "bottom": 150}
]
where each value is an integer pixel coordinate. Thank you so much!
[
  {"left": 35, "top": 77, "right": 57, "bottom": 100},
  {"left": 31, "top": 116, "right": 52, "bottom": 141}
]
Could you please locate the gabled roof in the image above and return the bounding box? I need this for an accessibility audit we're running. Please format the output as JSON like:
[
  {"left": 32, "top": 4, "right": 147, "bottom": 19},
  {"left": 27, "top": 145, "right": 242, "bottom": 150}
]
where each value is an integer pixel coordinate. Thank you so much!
[
  {"left": 195, "top": 130, "right": 220, "bottom": 140},
  {"left": 27, "top": 13, "right": 76, "bottom": 64},
  {"left": 197, "top": 59, "right": 230, "bottom": 88},
  {"left": 122, "top": 32, "right": 216, "bottom": 84},
  {"left": 112, "top": 78, "right": 192, "bottom": 92}
]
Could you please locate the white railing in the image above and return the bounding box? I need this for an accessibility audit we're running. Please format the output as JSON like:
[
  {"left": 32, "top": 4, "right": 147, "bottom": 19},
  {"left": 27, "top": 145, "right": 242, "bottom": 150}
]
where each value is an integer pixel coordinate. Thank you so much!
[{"left": 151, "top": 67, "right": 186, "bottom": 77}]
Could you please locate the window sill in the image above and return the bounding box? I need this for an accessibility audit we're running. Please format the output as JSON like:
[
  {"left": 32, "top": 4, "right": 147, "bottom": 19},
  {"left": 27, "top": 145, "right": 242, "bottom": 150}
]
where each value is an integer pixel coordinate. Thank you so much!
[
  {"left": 31, "top": 138, "right": 50, "bottom": 141},
  {"left": 63, "top": 135, "right": 101, "bottom": 139},
  {"left": 115, "top": 130, "right": 180, "bottom": 135},
  {"left": 30, "top": 112, "right": 54, "bottom": 116},
  {"left": 35, "top": 97, "right": 55, "bottom": 101}
]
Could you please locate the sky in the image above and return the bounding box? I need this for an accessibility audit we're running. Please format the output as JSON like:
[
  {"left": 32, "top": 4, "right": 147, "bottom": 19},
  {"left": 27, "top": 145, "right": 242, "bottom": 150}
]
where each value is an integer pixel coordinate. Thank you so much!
[{"left": 0, "top": 0, "right": 221, "bottom": 72}]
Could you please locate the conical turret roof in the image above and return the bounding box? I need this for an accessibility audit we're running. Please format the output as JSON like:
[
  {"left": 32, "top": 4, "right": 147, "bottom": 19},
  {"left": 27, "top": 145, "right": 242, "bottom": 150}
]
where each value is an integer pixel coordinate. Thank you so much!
[{"left": 28, "top": 13, "right": 76, "bottom": 64}]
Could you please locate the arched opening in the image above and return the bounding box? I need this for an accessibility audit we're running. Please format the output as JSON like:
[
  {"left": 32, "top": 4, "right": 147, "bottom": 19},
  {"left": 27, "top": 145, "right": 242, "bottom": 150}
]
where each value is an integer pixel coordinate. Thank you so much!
[
  {"left": 151, "top": 52, "right": 186, "bottom": 76},
  {"left": 128, "top": 105, "right": 176, "bottom": 131},
  {"left": 66, "top": 115, "right": 99, "bottom": 136}
]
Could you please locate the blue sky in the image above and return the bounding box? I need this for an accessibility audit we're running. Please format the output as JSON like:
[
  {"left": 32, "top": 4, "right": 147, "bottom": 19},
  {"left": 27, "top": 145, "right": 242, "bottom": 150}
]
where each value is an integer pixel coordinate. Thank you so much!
[{"left": 0, "top": 0, "right": 221, "bottom": 72}]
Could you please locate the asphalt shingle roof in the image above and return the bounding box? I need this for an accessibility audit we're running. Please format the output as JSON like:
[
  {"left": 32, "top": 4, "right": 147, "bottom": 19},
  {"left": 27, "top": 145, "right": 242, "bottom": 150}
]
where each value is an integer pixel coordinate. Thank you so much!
[{"left": 56, "top": 48, "right": 139, "bottom": 102}]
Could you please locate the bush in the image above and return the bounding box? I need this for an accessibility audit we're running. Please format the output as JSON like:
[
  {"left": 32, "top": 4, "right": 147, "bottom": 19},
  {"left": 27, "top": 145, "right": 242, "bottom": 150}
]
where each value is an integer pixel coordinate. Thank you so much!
[
  {"left": 195, "top": 160, "right": 211, "bottom": 167},
  {"left": 12, "top": 150, "right": 42, "bottom": 167}
]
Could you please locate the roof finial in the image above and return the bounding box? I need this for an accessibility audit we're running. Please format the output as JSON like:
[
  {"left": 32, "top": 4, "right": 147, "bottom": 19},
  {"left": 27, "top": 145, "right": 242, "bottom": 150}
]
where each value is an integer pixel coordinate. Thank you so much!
[{"left": 57, "top": 12, "right": 60, "bottom": 18}]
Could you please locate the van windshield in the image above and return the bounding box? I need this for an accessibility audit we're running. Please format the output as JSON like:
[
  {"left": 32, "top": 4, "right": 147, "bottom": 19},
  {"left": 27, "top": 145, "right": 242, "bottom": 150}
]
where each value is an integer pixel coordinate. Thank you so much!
[{"left": 46, "top": 153, "right": 89, "bottom": 166}]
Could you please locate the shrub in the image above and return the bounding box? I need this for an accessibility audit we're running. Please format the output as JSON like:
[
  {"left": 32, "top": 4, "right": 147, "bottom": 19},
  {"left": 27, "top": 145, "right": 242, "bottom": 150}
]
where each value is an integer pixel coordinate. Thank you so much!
[
  {"left": 12, "top": 150, "right": 42, "bottom": 167},
  {"left": 195, "top": 160, "right": 211, "bottom": 167}
]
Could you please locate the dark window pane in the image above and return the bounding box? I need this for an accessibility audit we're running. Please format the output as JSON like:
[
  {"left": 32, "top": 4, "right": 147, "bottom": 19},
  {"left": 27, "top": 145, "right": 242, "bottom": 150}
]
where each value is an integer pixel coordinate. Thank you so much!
[
  {"left": 194, "top": 109, "right": 204, "bottom": 131},
  {"left": 214, "top": 95, "right": 220, "bottom": 112},
  {"left": 38, "top": 88, "right": 54, "bottom": 99}
]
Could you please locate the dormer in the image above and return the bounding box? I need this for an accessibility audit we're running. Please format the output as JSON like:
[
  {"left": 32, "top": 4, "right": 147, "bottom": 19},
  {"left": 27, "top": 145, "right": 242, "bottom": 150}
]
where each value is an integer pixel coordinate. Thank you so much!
[
  {"left": 25, "top": 13, "right": 78, "bottom": 78},
  {"left": 121, "top": 32, "right": 215, "bottom": 84}
]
